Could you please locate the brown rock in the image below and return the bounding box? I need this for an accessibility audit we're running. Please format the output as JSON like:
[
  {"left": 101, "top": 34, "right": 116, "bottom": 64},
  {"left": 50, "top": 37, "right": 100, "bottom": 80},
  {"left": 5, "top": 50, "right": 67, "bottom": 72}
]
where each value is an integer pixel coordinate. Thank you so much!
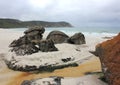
[{"left": 94, "top": 33, "right": 120, "bottom": 85}]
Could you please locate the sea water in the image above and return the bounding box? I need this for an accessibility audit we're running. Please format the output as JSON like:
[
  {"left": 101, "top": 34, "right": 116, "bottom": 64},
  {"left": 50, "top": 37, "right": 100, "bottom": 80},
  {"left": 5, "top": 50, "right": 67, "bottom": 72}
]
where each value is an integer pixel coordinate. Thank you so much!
[{"left": 8, "top": 27, "right": 120, "bottom": 36}]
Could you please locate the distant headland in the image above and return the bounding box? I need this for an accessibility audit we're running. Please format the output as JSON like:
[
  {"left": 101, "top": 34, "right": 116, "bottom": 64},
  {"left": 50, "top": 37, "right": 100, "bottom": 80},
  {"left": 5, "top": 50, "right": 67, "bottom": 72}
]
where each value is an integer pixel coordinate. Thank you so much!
[{"left": 0, "top": 18, "right": 73, "bottom": 28}]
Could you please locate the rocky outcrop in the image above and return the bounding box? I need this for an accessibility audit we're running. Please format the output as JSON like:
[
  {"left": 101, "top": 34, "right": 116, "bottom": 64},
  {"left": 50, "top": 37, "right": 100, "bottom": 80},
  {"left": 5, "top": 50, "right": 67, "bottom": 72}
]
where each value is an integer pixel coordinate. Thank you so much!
[
  {"left": 5, "top": 57, "right": 78, "bottom": 72},
  {"left": 93, "top": 33, "right": 120, "bottom": 85},
  {"left": 47, "top": 31, "right": 69, "bottom": 44},
  {"left": 7, "top": 27, "right": 86, "bottom": 72},
  {"left": 67, "top": 32, "right": 86, "bottom": 44},
  {"left": 9, "top": 26, "right": 58, "bottom": 56}
]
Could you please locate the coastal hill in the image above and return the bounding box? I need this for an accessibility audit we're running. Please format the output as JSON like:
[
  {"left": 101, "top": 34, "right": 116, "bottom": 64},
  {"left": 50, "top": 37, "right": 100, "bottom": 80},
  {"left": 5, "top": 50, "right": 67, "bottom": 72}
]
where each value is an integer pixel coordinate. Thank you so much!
[{"left": 0, "top": 18, "right": 73, "bottom": 28}]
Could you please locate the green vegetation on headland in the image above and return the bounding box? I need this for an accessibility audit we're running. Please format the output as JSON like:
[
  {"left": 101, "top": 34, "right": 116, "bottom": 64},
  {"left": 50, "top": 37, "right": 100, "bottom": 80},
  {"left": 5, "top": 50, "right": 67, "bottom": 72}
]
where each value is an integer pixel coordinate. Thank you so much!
[{"left": 0, "top": 18, "right": 73, "bottom": 28}]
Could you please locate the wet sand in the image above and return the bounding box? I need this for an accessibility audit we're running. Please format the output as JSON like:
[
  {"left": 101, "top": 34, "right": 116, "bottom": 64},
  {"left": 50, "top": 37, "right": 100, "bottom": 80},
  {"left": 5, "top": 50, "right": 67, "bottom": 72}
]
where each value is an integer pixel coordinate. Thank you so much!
[{"left": 0, "top": 56, "right": 101, "bottom": 85}]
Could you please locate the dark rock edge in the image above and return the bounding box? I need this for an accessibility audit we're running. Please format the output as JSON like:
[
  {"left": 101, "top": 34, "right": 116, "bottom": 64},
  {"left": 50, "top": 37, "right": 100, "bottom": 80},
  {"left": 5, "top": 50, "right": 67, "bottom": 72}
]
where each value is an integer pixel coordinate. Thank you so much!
[{"left": 5, "top": 60, "right": 78, "bottom": 72}]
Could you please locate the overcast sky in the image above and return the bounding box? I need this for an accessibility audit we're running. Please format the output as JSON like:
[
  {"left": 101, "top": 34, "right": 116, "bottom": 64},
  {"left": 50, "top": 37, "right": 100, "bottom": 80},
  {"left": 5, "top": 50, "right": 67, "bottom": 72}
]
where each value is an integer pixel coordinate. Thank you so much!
[{"left": 0, "top": 0, "right": 119, "bottom": 27}]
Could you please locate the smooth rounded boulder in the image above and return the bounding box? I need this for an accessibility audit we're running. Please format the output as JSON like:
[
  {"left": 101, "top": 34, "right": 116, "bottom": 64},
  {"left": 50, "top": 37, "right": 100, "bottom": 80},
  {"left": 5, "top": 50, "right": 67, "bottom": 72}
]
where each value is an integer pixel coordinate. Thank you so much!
[
  {"left": 46, "top": 30, "right": 69, "bottom": 44},
  {"left": 67, "top": 32, "right": 86, "bottom": 45}
]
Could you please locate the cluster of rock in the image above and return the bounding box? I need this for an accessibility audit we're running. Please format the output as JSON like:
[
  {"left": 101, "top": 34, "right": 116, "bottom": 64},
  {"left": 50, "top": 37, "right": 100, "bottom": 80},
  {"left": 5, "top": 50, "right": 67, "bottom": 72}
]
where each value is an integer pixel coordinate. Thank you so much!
[
  {"left": 9, "top": 26, "right": 58, "bottom": 56},
  {"left": 47, "top": 31, "right": 86, "bottom": 44},
  {"left": 93, "top": 33, "right": 120, "bottom": 85},
  {"left": 7, "top": 26, "right": 85, "bottom": 72},
  {"left": 9, "top": 26, "right": 86, "bottom": 56}
]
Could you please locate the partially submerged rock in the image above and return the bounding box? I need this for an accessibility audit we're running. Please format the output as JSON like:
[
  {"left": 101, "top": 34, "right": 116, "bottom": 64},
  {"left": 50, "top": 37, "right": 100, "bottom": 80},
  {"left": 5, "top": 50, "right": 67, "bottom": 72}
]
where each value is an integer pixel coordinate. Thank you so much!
[
  {"left": 47, "top": 30, "right": 69, "bottom": 44},
  {"left": 93, "top": 33, "right": 120, "bottom": 85},
  {"left": 68, "top": 32, "right": 86, "bottom": 45}
]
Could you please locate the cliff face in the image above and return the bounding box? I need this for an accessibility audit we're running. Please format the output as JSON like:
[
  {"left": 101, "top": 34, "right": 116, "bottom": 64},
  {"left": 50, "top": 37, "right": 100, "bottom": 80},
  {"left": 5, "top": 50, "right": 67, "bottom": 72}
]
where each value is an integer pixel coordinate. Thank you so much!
[
  {"left": 95, "top": 33, "right": 120, "bottom": 85},
  {"left": 0, "top": 18, "right": 73, "bottom": 28}
]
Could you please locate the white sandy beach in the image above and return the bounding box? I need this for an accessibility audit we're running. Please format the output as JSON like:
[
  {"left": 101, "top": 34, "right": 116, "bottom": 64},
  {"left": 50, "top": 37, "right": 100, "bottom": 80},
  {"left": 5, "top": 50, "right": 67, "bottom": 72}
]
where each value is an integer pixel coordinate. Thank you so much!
[{"left": 0, "top": 28, "right": 113, "bottom": 85}]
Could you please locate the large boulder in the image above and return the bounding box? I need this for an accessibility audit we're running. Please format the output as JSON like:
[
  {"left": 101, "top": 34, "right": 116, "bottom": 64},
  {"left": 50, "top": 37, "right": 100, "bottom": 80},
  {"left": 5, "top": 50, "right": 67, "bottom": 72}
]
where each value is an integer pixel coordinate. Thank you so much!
[
  {"left": 24, "top": 26, "right": 45, "bottom": 41},
  {"left": 67, "top": 32, "right": 86, "bottom": 45},
  {"left": 93, "top": 33, "right": 120, "bottom": 85},
  {"left": 46, "top": 31, "right": 69, "bottom": 44},
  {"left": 24, "top": 26, "right": 45, "bottom": 34}
]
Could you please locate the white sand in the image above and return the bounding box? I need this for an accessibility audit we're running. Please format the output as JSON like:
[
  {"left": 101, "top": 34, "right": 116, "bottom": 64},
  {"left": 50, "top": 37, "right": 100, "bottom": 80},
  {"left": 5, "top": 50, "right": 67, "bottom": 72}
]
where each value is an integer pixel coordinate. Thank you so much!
[
  {"left": 62, "top": 75, "right": 107, "bottom": 85},
  {"left": 0, "top": 28, "right": 113, "bottom": 85},
  {"left": 0, "top": 29, "right": 23, "bottom": 53},
  {"left": 32, "top": 75, "right": 107, "bottom": 85}
]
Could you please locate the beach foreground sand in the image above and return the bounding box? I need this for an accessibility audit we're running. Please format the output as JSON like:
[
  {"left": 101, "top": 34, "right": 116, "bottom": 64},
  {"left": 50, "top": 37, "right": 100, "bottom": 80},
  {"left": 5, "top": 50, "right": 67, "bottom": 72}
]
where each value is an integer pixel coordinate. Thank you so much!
[{"left": 0, "top": 29, "right": 111, "bottom": 85}]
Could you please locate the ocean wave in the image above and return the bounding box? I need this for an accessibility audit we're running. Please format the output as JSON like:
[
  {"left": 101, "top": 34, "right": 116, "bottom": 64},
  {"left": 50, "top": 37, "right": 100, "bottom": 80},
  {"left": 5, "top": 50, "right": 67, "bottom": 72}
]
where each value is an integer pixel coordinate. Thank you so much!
[{"left": 5, "top": 27, "right": 119, "bottom": 36}]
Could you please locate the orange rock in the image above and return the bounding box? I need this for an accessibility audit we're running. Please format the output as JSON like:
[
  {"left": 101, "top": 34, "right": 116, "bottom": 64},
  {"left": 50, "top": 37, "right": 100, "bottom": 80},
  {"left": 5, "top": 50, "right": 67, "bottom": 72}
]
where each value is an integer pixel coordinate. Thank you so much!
[{"left": 95, "top": 33, "right": 120, "bottom": 85}]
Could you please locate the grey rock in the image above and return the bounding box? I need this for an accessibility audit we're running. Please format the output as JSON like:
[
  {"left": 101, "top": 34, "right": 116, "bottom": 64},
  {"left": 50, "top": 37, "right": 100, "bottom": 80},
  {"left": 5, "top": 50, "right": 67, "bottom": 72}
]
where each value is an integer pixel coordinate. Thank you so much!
[
  {"left": 68, "top": 32, "right": 86, "bottom": 45},
  {"left": 38, "top": 39, "right": 58, "bottom": 52},
  {"left": 25, "top": 26, "right": 45, "bottom": 41},
  {"left": 10, "top": 43, "right": 39, "bottom": 56},
  {"left": 47, "top": 30, "right": 69, "bottom": 44},
  {"left": 9, "top": 35, "right": 29, "bottom": 47},
  {"left": 24, "top": 26, "right": 45, "bottom": 34},
  {"left": 9, "top": 26, "right": 58, "bottom": 56}
]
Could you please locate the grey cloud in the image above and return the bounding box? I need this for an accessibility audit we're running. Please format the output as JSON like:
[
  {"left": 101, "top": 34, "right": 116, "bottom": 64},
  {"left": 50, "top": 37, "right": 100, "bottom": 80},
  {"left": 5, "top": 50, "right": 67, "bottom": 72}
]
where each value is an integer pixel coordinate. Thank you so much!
[
  {"left": 0, "top": 0, "right": 119, "bottom": 27},
  {"left": 0, "top": 0, "right": 31, "bottom": 18}
]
